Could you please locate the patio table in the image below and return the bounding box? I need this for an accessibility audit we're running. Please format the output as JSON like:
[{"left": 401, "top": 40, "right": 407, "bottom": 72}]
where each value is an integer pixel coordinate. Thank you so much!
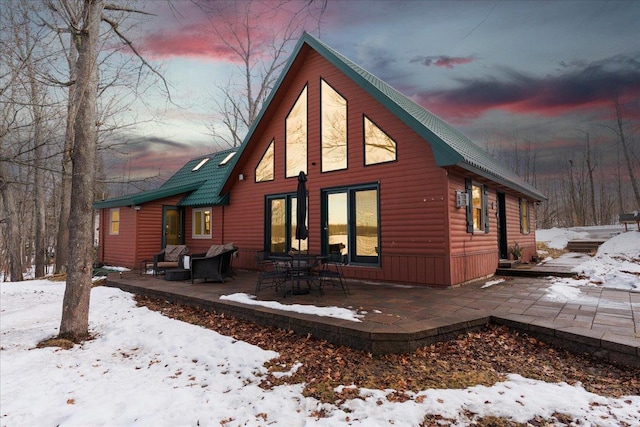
[{"left": 268, "top": 254, "right": 327, "bottom": 296}]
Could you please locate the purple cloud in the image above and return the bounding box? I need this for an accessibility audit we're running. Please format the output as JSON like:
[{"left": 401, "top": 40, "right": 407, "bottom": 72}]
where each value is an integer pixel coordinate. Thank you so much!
[{"left": 416, "top": 55, "right": 640, "bottom": 119}]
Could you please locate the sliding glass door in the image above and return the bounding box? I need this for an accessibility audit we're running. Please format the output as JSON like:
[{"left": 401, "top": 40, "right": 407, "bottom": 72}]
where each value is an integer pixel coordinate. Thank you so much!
[
  {"left": 322, "top": 184, "right": 379, "bottom": 265},
  {"left": 266, "top": 194, "right": 308, "bottom": 254}
]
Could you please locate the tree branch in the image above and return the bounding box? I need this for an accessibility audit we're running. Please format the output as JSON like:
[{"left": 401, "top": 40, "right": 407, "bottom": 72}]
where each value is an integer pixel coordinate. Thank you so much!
[{"left": 101, "top": 15, "right": 174, "bottom": 104}]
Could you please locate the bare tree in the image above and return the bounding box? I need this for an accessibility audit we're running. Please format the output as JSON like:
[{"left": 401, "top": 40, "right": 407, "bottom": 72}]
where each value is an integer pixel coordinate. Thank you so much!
[
  {"left": 612, "top": 97, "right": 640, "bottom": 209},
  {"left": 0, "top": 75, "right": 25, "bottom": 280},
  {"left": 57, "top": 0, "right": 102, "bottom": 341},
  {"left": 578, "top": 130, "right": 598, "bottom": 225},
  {"left": 54, "top": 30, "right": 77, "bottom": 274},
  {"left": 49, "top": 0, "right": 167, "bottom": 341},
  {"left": 195, "top": 0, "right": 326, "bottom": 147},
  {"left": 17, "top": 8, "right": 51, "bottom": 278}
]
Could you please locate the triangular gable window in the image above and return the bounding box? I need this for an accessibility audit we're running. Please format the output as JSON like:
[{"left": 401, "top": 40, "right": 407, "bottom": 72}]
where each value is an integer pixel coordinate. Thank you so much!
[
  {"left": 364, "top": 116, "right": 396, "bottom": 165},
  {"left": 255, "top": 140, "right": 275, "bottom": 182}
]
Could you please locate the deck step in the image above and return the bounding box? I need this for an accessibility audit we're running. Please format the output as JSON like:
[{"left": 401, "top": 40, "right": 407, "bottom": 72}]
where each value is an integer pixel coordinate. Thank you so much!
[
  {"left": 565, "top": 239, "right": 606, "bottom": 253},
  {"left": 495, "top": 267, "right": 575, "bottom": 278}
]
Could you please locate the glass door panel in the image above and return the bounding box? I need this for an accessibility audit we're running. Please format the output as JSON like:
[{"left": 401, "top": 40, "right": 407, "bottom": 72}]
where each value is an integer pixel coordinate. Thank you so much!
[
  {"left": 354, "top": 189, "right": 378, "bottom": 259},
  {"left": 269, "top": 198, "right": 286, "bottom": 254},
  {"left": 327, "top": 192, "right": 348, "bottom": 255},
  {"left": 322, "top": 186, "right": 379, "bottom": 265},
  {"left": 267, "top": 195, "right": 307, "bottom": 254},
  {"left": 163, "top": 207, "right": 183, "bottom": 247}
]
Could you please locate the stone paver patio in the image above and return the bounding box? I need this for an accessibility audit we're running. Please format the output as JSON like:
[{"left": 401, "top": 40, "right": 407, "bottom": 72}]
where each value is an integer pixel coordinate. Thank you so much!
[{"left": 106, "top": 254, "right": 639, "bottom": 368}]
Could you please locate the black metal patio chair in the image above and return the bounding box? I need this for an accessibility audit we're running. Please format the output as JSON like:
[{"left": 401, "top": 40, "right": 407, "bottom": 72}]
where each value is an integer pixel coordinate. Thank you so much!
[
  {"left": 254, "top": 251, "right": 289, "bottom": 296},
  {"left": 317, "top": 252, "right": 349, "bottom": 296}
]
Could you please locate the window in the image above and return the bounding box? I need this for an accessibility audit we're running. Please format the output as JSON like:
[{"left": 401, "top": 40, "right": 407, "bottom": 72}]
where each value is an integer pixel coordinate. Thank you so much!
[
  {"left": 192, "top": 158, "right": 210, "bottom": 172},
  {"left": 286, "top": 86, "right": 307, "bottom": 177},
  {"left": 192, "top": 207, "right": 211, "bottom": 238},
  {"left": 109, "top": 208, "right": 120, "bottom": 235},
  {"left": 364, "top": 116, "right": 396, "bottom": 165},
  {"left": 520, "top": 199, "right": 530, "bottom": 234},
  {"left": 219, "top": 152, "right": 235, "bottom": 166},
  {"left": 472, "top": 185, "right": 484, "bottom": 231},
  {"left": 321, "top": 79, "right": 347, "bottom": 172},
  {"left": 322, "top": 184, "right": 379, "bottom": 265},
  {"left": 465, "top": 179, "right": 489, "bottom": 233},
  {"left": 255, "top": 140, "right": 274, "bottom": 182},
  {"left": 265, "top": 194, "right": 307, "bottom": 254}
]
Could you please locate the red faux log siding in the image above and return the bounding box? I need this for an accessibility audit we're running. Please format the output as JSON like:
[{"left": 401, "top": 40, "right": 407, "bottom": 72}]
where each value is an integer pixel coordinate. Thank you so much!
[
  {"left": 99, "top": 206, "right": 138, "bottom": 268},
  {"left": 135, "top": 195, "right": 186, "bottom": 266},
  {"left": 447, "top": 173, "right": 499, "bottom": 285},
  {"left": 224, "top": 50, "right": 452, "bottom": 286},
  {"left": 99, "top": 195, "right": 192, "bottom": 268}
]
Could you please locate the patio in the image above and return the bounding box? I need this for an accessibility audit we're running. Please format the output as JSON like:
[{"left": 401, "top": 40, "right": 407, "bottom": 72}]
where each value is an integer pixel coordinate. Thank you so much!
[{"left": 104, "top": 262, "right": 640, "bottom": 368}]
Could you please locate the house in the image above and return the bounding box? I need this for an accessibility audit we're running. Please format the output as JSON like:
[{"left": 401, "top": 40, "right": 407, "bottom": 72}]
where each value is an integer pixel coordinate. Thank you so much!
[
  {"left": 94, "top": 149, "right": 237, "bottom": 268},
  {"left": 95, "top": 32, "right": 545, "bottom": 287}
]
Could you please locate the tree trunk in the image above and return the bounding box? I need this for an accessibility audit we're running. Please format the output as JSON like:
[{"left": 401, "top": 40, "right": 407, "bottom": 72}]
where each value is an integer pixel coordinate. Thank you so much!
[
  {"left": 59, "top": 0, "right": 101, "bottom": 342},
  {"left": 0, "top": 163, "right": 24, "bottom": 281},
  {"left": 27, "top": 59, "right": 47, "bottom": 278},
  {"left": 582, "top": 131, "right": 598, "bottom": 225},
  {"left": 614, "top": 97, "right": 640, "bottom": 210},
  {"left": 55, "top": 33, "right": 78, "bottom": 275}
]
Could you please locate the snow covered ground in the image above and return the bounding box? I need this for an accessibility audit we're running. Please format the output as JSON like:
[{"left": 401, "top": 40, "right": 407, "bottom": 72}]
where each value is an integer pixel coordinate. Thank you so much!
[
  {"left": 1, "top": 227, "right": 639, "bottom": 426},
  {"left": 537, "top": 227, "right": 640, "bottom": 292}
]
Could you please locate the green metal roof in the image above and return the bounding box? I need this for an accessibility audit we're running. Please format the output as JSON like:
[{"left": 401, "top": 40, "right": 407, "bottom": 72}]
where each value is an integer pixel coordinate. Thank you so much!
[
  {"left": 93, "top": 149, "right": 236, "bottom": 209},
  {"left": 227, "top": 32, "right": 545, "bottom": 201}
]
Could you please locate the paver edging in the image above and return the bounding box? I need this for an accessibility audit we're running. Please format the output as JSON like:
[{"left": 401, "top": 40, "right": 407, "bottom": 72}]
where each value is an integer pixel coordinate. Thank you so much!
[{"left": 491, "top": 315, "right": 640, "bottom": 369}]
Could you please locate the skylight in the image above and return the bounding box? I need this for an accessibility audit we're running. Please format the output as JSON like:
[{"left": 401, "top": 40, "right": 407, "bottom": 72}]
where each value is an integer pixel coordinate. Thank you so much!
[
  {"left": 219, "top": 152, "right": 236, "bottom": 166},
  {"left": 192, "top": 158, "right": 210, "bottom": 172}
]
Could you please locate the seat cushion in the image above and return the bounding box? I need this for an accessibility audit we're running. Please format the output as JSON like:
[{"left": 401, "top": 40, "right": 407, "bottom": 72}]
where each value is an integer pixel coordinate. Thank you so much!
[{"left": 157, "top": 261, "right": 179, "bottom": 268}]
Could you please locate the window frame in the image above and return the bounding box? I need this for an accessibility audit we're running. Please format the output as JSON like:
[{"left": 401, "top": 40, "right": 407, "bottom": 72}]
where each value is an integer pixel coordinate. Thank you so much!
[
  {"left": 109, "top": 208, "right": 120, "bottom": 235},
  {"left": 192, "top": 207, "right": 212, "bottom": 239},
  {"left": 465, "top": 178, "right": 489, "bottom": 234},
  {"left": 520, "top": 198, "right": 530, "bottom": 234}
]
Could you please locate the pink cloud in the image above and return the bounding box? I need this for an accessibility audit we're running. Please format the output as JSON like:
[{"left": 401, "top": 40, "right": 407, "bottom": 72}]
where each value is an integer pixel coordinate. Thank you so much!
[
  {"left": 137, "top": 1, "right": 324, "bottom": 62},
  {"left": 138, "top": 24, "right": 236, "bottom": 61},
  {"left": 411, "top": 55, "right": 474, "bottom": 69}
]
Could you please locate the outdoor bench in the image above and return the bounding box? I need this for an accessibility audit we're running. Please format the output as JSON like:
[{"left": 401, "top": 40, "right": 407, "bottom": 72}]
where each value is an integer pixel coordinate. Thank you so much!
[{"left": 619, "top": 212, "right": 640, "bottom": 231}]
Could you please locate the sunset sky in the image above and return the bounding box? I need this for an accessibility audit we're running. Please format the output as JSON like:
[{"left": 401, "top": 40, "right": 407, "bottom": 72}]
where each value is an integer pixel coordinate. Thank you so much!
[{"left": 111, "top": 0, "right": 640, "bottom": 187}]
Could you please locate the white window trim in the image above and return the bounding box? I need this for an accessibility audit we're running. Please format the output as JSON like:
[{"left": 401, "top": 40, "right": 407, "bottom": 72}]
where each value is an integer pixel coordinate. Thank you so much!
[{"left": 192, "top": 207, "right": 212, "bottom": 239}]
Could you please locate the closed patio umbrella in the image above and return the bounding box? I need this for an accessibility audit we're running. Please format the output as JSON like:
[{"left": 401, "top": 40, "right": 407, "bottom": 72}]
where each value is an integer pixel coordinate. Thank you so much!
[
  {"left": 295, "top": 171, "right": 308, "bottom": 243},
  {"left": 292, "top": 171, "right": 309, "bottom": 295}
]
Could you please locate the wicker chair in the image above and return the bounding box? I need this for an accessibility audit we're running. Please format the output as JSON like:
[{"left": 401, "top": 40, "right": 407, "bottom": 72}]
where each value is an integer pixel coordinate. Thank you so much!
[
  {"left": 190, "top": 244, "right": 237, "bottom": 283},
  {"left": 152, "top": 245, "right": 189, "bottom": 276}
]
